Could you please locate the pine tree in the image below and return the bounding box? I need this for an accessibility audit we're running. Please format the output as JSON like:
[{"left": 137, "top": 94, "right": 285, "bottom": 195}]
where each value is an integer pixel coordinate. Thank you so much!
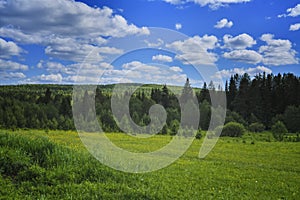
[
  {"left": 161, "top": 84, "right": 170, "bottom": 108},
  {"left": 227, "top": 76, "right": 237, "bottom": 110},
  {"left": 181, "top": 78, "right": 193, "bottom": 104},
  {"left": 198, "top": 82, "right": 210, "bottom": 104}
]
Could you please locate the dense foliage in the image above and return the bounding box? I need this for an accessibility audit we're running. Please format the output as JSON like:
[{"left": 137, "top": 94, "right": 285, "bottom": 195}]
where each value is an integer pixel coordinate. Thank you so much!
[
  {"left": 225, "top": 73, "right": 300, "bottom": 132},
  {"left": 220, "top": 122, "right": 246, "bottom": 137},
  {"left": 0, "top": 72, "right": 299, "bottom": 135}
]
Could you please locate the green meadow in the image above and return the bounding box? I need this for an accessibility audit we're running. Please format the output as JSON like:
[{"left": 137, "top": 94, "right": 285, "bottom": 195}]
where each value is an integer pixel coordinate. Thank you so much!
[{"left": 1, "top": 129, "right": 299, "bottom": 199}]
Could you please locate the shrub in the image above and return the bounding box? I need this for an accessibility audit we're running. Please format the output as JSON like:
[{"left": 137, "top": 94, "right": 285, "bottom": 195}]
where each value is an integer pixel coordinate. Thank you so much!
[
  {"left": 249, "top": 122, "right": 265, "bottom": 132},
  {"left": 271, "top": 121, "right": 288, "bottom": 141},
  {"left": 221, "top": 122, "right": 245, "bottom": 137},
  {"left": 195, "top": 129, "right": 202, "bottom": 139}
]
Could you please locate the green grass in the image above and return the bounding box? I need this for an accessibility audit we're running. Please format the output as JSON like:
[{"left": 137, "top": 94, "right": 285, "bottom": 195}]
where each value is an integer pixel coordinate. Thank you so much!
[{"left": 0, "top": 129, "right": 299, "bottom": 199}]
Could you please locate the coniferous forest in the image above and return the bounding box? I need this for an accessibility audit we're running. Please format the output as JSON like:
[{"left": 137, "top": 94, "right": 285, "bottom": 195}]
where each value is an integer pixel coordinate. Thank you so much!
[{"left": 0, "top": 72, "right": 300, "bottom": 136}]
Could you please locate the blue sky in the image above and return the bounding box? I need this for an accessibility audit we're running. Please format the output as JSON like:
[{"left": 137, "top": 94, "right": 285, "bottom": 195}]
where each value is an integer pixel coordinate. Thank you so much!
[{"left": 0, "top": 0, "right": 299, "bottom": 87}]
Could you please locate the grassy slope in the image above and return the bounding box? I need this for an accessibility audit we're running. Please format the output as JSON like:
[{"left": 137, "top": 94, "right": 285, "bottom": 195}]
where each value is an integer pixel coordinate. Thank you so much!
[{"left": 0, "top": 130, "right": 299, "bottom": 199}]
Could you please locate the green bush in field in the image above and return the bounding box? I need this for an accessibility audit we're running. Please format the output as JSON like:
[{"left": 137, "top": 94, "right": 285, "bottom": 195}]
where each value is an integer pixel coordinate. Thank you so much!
[
  {"left": 271, "top": 121, "right": 288, "bottom": 141},
  {"left": 195, "top": 129, "right": 202, "bottom": 139},
  {"left": 249, "top": 122, "right": 265, "bottom": 132},
  {"left": 221, "top": 122, "right": 245, "bottom": 137}
]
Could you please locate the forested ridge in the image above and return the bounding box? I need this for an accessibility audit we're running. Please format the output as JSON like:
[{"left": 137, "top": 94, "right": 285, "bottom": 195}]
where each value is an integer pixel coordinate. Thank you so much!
[{"left": 0, "top": 72, "right": 299, "bottom": 134}]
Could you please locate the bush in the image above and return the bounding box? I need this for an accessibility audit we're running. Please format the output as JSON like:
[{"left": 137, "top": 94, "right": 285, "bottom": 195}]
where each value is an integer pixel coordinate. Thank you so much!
[
  {"left": 249, "top": 122, "right": 265, "bottom": 132},
  {"left": 221, "top": 122, "right": 245, "bottom": 137},
  {"left": 195, "top": 129, "right": 202, "bottom": 139},
  {"left": 271, "top": 121, "right": 288, "bottom": 141}
]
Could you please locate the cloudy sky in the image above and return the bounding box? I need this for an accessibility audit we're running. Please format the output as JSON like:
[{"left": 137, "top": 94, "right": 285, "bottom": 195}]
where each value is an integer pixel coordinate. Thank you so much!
[{"left": 0, "top": 0, "right": 299, "bottom": 86}]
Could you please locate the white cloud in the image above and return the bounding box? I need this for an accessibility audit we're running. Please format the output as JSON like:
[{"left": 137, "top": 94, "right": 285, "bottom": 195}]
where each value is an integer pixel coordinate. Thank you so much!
[
  {"left": 39, "top": 73, "right": 63, "bottom": 83},
  {"left": 0, "top": 0, "right": 149, "bottom": 41},
  {"left": 175, "top": 23, "right": 182, "bottom": 30},
  {"left": 44, "top": 37, "right": 123, "bottom": 63},
  {"left": 278, "top": 4, "right": 300, "bottom": 18},
  {"left": 213, "top": 66, "right": 272, "bottom": 79},
  {"left": 166, "top": 35, "right": 218, "bottom": 66},
  {"left": 259, "top": 34, "right": 299, "bottom": 66},
  {"left": 170, "top": 66, "right": 183, "bottom": 72},
  {"left": 0, "top": 59, "right": 28, "bottom": 71},
  {"left": 164, "top": 0, "right": 183, "bottom": 4},
  {"left": 163, "top": 0, "right": 252, "bottom": 9},
  {"left": 223, "top": 33, "right": 256, "bottom": 50},
  {"left": 152, "top": 54, "right": 173, "bottom": 62},
  {"left": 90, "top": 37, "right": 108, "bottom": 46},
  {"left": 37, "top": 61, "right": 73, "bottom": 75},
  {"left": 6, "top": 72, "right": 26, "bottom": 79},
  {"left": 0, "top": 1, "right": 146, "bottom": 64},
  {"left": 144, "top": 38, "right": 164, "bottom": 47},
  {"left": 0, "top": 72, "right": 26, "bottom": 83},
  {"left": 289, "top": 23, "right": 300, "bottom": 31},
  {"left": 37, "top": 61, "right": 114, "bottom": 82},
  {"left": 98, "top": 61, "right": 187, "bottom": 85},
  {"left": 0, "top": 72, "right": 26, "bottom": 81},
  {"left": 0, "top": 27, "right": 43, "bottom": 44},
  {"left": 223, "top": 50, "right": 262, "bottom": 64},
  {"left": 0, "top": 38, "right": 22, "bottom": 58},
  {"left": 214, "top": 18, "right": 233, "bottom": 29}
]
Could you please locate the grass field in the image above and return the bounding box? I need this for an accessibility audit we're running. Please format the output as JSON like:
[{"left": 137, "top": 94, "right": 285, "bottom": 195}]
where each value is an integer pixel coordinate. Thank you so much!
[{"left": 0, "top": 129, "right": 299, "bottom": 199}]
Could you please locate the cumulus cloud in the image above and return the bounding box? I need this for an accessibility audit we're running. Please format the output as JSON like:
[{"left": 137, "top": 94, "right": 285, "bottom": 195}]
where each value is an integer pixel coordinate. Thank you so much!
[
  {"left": 214, "top": 18, "right": 233, "bottom": 29},
  {"left": 166, "top": 35, "right": 218, "bottom": 66},
  {"left": 170, "top": 66, "right": 183, "bottom": 72},
  {"left": 0, "top": 27, "right": 43, "bottom": 44},
  {"left": 289, "top": 23, "right": 300, "bottom": 31},
  {"left": 37, "top": 61, "right": 114, "bottom": 84},
  {"left": 223, "top": 50, "right": 262, "bottom": 64},
  {"left": 278, "top": 4, "right": 300, "bottom": 18},
  {"left": 39, "top": 73, "right": 63, "bottom": 83},
  {"left": 44, "top": 37, "right": 123, "bottom": 63},
  {"left": 0, "top": 0, "right": 147, "bottom": 64},
  {"left": 144, "top": 38, "right": 164, "bottom": 47},
  {"left": 98, "top": 61, "right": 187, "bottom": 85},
  {"left": 0, "top": 38, "right": 22, "bottom": 58},
  {"left": 213, "top": 66, "right": 272, "bottom": 79},
  {"left": 0, "top": 59, "right": 28, "bottom": 71},
  {"left": 164, "top": 0, "right": 183, "bottom": 4},
  {"left": 163, "top": 0, "right": 251, "bottom": 9},
  {"left": 37, "top": 61, "right": 73, "bottom": 75},
  {"left": 5, "top": 72, "right": 26, "bottom": 79},
  {"left": 0, "top": 0, "right": 149, "bottom": 41},
  {"left": 0, "top": 72, "right": 26, "bottom": 83},
  {"left": 223, "top": 33, "right": 256, "bottom": 49},
  {"left": 152, "top": 54, "right": 173, "bottom": 62},
  {"left": 259, "top": 34, "right": 299, "bottom": 66},
  {"left": 175, "top": 23, "right": 182, "bottom": 30}
]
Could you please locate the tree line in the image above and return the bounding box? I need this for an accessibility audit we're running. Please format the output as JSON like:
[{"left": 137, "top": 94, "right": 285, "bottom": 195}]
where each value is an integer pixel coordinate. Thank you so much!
[
  {"left": 224, "top": 72, "right": 300, "bottom": 133},
  {"left": 0, "top": 72, "right": 299, "bottom": 135}
]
